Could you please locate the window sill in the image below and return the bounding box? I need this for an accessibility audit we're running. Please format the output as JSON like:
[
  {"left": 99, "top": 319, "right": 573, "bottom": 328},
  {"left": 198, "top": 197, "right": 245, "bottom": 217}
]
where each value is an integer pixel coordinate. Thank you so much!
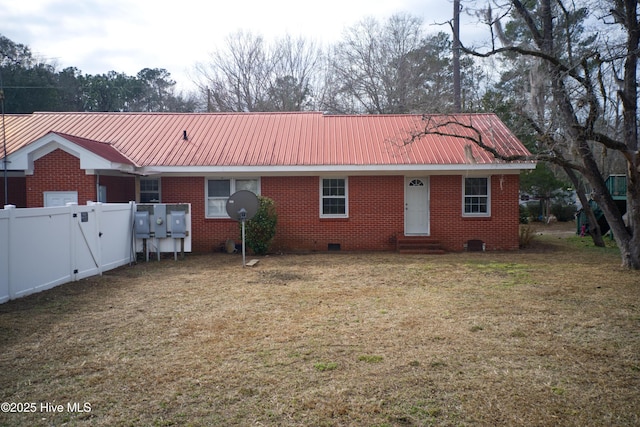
[
  {"left": 461, "top": 215, "right": 492, "bottom": 220},
  {"left": 319, "top": 217, "right": 349, "bottom": 222}
]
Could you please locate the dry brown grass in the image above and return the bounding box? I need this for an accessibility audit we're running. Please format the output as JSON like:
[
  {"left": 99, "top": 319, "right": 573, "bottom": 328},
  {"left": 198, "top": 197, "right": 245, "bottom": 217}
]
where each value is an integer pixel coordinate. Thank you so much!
[{"left": 1, "top": 223, "right": 639, "bottom": 426}]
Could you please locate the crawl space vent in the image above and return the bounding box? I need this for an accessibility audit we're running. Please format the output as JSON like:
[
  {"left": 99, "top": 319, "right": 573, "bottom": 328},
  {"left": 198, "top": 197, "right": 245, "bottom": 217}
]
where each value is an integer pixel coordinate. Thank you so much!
[{"left": 466, "top": 239, "right": 485, "bottom": 252}]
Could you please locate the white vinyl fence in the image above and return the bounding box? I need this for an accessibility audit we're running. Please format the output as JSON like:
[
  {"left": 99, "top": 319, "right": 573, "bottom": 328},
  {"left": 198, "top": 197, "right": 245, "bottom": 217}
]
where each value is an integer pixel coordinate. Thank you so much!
[{"left": 0, "top": 202, "right": 136, "bottom": 303}]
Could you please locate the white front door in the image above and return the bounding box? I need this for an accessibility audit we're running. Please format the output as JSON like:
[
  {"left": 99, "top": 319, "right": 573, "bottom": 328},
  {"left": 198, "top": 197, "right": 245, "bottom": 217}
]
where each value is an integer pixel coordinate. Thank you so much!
[{"left": 405, "top": 177, "right": 430, "bottom": 235}]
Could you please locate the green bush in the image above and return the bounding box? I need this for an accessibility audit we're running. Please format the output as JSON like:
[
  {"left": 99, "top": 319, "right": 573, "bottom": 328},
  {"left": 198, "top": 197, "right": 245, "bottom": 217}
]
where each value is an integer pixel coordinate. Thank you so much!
[
  {"left": 243, "top": 196, "right": 277, "bottom": 255},
  {"left": 523, "top": 201, "right": 542, "bottom": 221},
  {"left": 519, "top": 204, "right": 530, "bottom": 224},
  {"left": 551, "top": 203, "right": 576, "bottom": 222},
  {"left": 519, "top": 224, "right": 536, "bottom": 248}
]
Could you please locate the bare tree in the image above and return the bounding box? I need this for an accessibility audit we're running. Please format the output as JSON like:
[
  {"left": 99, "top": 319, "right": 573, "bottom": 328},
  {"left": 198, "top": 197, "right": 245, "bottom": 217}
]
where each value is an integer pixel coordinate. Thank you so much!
[
  {"left": 325, "top": 13, "right": 458, "bottom": 114},
  {"left": 453, "top": 0, "right": 462, "bottom": 112},
  {"left": 264, "top": 35, "right": 323, "bottom": 111},
  {"left": 415, "top": 0, "right": 640, "bottom": 269},
  {"left": 194, "top": 31, "right": 321, "bottom": 112},
  {"left": 194, "top": 31, "right": 271, "bottom": 112}
]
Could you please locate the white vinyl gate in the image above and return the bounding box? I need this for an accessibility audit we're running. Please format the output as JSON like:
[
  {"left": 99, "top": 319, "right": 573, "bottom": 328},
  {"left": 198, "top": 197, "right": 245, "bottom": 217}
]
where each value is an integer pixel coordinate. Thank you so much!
[{"left": 0, "top": 202, "right": 135, "bottom": 303}]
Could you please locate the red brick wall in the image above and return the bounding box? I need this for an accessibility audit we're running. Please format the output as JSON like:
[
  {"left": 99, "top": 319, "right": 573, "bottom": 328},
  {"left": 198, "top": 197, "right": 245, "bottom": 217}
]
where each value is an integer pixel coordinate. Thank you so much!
[
  {"left": 26, "top": 149, "right": 96, "bottom": 207},
  {"left": 155, "top": 174, "right": 520, "bottom": 253},
  {"left": 24, "top": 150, "right": 137, "bottom": 207},
  {"left": 19, "top": 150, "right": 521, "bottom": 252},
  {"left": 159, "top": 176, "right": 406, "bottom": 252},
  {"left": 263, "top": 176, "right": 405, "bottom": 252},
  {"left": 430, "top": 174, "right": 520, "bottom": 251},
  {"left": 161, "top": 176, "right": 239, "bottom": 252}
]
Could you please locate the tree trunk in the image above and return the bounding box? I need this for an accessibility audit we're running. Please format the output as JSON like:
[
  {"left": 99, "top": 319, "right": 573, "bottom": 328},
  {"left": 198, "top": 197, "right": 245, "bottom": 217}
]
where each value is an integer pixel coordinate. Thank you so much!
[
  {"left": 538, "top": 0, "right": 637, "bottom": 268},
  {"left": 620, "top": 165, "right": 640, "bottom": 269},
  {"left": 589, "top": 169, "right": 638, "bottom": 268},
  {"left": 619, "top": 235, "right": 640, "bottom": 270},
  {"left": 616, "top": 0, "right": 640, "bottom": 269},
  {"left": 462, "top": 0, "right": 640, "bottom": 267},
  {"left": 453, "top": 0, "right": 461, "bottom": 112},
  {"left": 564, "top": 167, "right": 605, "bottom": 247}
]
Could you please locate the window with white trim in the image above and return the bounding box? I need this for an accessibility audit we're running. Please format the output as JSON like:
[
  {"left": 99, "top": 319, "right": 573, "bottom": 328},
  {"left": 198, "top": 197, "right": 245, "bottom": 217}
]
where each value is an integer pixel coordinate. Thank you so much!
[
  {"left": 320, "top": 177, "right": 348, "bottom": 217},
  {"left": 140, "top": 178, "right": 160, "bottom": 203},
  {"left": 463, "top": 177, "right": 490, "bottom": 216},
  {"left": 206, "top": 178, "right": 259, "bottom": 218}
]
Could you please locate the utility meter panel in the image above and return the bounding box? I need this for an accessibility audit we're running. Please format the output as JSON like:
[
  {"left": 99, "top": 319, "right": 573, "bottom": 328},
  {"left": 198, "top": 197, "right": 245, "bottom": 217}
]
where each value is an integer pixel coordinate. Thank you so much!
[
  {"left": 153, "top": 204, "right": 167, "bottom": 238},
  {"left": 134, "top": 211, "right": 150, "bottom": 239},
  {"left": 170, "top": 211, "right": 187, "bottom": 238}
]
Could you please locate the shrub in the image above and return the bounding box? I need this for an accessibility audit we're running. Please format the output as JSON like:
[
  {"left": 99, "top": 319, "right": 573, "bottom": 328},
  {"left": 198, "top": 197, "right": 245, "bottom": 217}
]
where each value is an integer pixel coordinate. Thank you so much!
[
  {"left": 551, "top": 203, "right": 576, "bottom": 222},
  {"left": 519, "top": 204, "right": 530, "bottom": 224},
  {"left": 243, "top": 196, "right": 277, "bottom": 255},
  {"left": 519, "top": 224, "right": 536, "bottom": 248},
  {"left": 524, "top": 201, "right": 542, "bottom": 221}
]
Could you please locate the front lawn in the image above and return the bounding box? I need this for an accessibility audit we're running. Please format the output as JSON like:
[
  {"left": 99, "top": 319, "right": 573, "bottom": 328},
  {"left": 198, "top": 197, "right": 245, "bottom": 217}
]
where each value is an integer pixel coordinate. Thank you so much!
[{"left": 1, "top": 230, "right": 638, "bottom": 426}]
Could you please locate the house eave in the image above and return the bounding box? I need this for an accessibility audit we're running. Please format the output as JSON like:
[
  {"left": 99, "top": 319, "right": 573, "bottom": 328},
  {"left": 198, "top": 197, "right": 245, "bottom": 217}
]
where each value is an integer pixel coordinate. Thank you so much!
[
  {"left": 138, "top": 162, "right": 536, "bottom": 176},
  {"left": 6, "top": 133, "right": 137, "bottom": 175}
]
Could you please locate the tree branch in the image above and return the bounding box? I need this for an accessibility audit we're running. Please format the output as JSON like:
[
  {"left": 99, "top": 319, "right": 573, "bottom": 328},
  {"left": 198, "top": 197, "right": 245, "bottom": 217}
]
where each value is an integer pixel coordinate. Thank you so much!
[
  {"left": 588, "top": 131, "right": 632, "bottom": 152},
  {"left": 459, "top": 41, "right": 590, "bottom": 86},
  {"left": 516, "top": 113, "right": 589, "bottom": 174},
  {"left": 409, "top": 115, "right": 533, "bottom": 163},
  {"left": 511, "top": 0, "right": 544, "bottom": 47}
]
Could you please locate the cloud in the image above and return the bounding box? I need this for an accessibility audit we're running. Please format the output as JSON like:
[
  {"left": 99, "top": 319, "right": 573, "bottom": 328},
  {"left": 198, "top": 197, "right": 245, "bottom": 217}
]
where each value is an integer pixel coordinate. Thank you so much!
[{"left": 1, "top": 0, "right": 489, "bottom": 92}]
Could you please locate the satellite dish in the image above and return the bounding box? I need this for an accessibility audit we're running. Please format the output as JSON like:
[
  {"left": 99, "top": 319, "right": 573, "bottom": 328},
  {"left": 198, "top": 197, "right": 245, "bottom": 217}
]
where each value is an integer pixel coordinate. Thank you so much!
[
  {"left": 225, "top": 190, "right": 259, "bottom": 267},
  {"left": 226, "top": 190, "right": 259, "bottom": 221}
]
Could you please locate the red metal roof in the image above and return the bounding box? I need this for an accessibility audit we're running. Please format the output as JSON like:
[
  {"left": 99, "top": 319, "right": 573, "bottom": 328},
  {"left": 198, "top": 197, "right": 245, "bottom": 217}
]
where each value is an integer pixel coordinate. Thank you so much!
[
  {"left": 51, "top": 132, "right": 136, "bottom": 166},
  {"left": 3, "top": 112, "right": 532, "bottom": 170}
]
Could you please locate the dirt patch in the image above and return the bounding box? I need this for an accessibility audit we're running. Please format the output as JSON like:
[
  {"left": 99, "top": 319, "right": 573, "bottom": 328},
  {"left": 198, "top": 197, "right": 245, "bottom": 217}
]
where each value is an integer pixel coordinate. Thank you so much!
[
  {"left": 0, "top": 234, "right": 638, "bottom": 426},
  {"left": 531, "top": 219, "right": 576, "bottom": 236}
]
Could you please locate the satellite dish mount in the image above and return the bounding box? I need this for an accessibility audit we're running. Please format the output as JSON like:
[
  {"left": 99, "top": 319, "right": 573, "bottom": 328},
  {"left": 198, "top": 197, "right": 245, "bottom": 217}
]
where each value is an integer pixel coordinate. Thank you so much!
[{"left": 225, "top": 191, "right": 259, "bottom": 267}]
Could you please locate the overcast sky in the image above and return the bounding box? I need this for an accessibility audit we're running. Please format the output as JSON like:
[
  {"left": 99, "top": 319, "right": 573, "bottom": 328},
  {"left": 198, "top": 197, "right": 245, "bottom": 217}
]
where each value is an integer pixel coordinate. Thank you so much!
[{"left": 1, "top": 0, "right": 489, "bottom": 92}]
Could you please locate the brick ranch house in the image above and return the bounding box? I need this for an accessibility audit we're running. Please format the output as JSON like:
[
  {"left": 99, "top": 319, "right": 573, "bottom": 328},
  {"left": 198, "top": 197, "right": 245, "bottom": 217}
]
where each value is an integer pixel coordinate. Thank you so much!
[{"left": 1, "top": 112, "right": 534, "bottom": 253}]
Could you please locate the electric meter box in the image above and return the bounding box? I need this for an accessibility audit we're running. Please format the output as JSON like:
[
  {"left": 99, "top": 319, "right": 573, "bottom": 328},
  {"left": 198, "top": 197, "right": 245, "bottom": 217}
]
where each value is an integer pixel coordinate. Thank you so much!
[
  {"left": 170, "top": 211, "right": 187, "bottom": 238},
  {"left": 153, "top": 204, "right": 167, "bottom": 238},
  {"left": 134, "top": 211, "right": 150, "bottom": 238}
]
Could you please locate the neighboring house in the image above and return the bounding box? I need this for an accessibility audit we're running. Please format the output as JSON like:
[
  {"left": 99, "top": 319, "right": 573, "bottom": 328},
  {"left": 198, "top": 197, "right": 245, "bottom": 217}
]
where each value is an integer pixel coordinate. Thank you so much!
[{"left": 1, "top": 112, "right": 534, "bottom": 253}]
